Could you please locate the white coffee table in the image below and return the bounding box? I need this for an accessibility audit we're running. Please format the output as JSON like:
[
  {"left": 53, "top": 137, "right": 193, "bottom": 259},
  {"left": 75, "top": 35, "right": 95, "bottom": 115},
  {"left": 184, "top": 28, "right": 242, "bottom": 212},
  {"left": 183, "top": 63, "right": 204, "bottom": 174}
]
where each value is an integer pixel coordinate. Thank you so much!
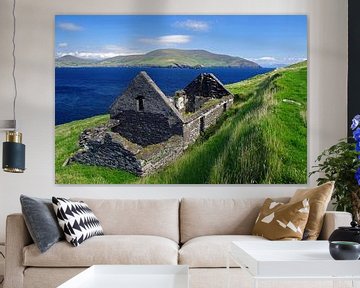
[
  {"left": 58, "top": 265, "right": 189, "bottom": 288},
  {"left": 228, "top": 241, "right": 360, "bottom": 288}
]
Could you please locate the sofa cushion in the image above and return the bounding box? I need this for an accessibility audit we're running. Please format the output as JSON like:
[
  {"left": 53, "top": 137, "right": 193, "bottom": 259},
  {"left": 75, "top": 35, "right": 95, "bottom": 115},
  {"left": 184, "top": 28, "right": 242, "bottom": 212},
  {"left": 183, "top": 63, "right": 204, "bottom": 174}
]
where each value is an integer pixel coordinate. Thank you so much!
[
  {"left": 180, "top": 198, "right": 289, "bottom": 243},
  {"left": 23, "top": 235, "right": 178, "bottom": 267},
  {"left": 290, "top": 181, "right": 334, "bottom": 240},
  {"left": 52, "top": 197, "right": 104, "bottom": 247},
  {"left": 72, "top": 199, "right": 179, "bottom": 243},
  {"left": 20, "top": 195, "right": 64, "bottom": 253},
  {"left": 252, "top": 198, "right": 310, "bottom": 240},
  {"left": 179, "top": 235, "right": 267, "bottom": 268}
]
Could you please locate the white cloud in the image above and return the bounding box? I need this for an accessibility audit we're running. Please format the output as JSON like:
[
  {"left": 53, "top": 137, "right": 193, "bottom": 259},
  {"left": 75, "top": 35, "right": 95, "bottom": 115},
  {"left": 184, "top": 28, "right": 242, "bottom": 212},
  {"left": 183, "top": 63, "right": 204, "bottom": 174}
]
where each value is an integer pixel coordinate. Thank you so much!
[
  {"left": 76, "top": 52, "right": 119, "bottom": 59},
  {"left": 56, "top": 45, "right": 144, "bottom": 60},
  {"left": 102, "top": 45, "right": 143, "bottom": 55},
  {"left": 158, "top": 35, "right": 191, "bottom": 44},
  {"left": 57, "top": 51, "right": 120, "bottom": 59},
  {"left": 139, "top": 35, "right": 191, "bottom": 45},
  {"left": 58, "top": 22, "right": 83, "bottom": 31},
  {"left": 248, "top": 56, "right": 307, "bottom": 68},
  {"left": 58, "top": 42, "right": 68, "bottom": 48},
  {"left": 174, "top": 20, "right": 209, "bottom": 32},
  {"left": 248, "top": 57, "right": 279, "bottom": 65},
  {"left": 286, "top": 57, "right": 307, "bottom": 62},
  {"left": 252, "top": 56, "right": 307, "bottom": 63},
  {"left": 258, "top": 56, "right": 276, "bottom": 61}
]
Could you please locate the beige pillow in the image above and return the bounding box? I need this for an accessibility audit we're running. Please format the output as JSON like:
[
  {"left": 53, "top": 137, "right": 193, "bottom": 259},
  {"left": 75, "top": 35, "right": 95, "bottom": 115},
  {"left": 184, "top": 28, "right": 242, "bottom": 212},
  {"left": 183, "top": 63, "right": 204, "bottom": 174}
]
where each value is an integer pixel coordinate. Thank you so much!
[
  {"left": 289, "top": 181, "right": 334, "bottom": 240},
  {"left": 252, "top": 198, "right": 310, "bottom": 240}
]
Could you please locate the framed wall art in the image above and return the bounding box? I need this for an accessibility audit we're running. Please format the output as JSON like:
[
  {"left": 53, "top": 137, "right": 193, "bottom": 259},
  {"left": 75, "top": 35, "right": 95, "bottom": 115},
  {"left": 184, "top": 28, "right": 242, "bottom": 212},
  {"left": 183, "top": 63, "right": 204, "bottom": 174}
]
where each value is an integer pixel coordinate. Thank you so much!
[{"left": 55, "top": 15, "right": 307, "bottom": 184}]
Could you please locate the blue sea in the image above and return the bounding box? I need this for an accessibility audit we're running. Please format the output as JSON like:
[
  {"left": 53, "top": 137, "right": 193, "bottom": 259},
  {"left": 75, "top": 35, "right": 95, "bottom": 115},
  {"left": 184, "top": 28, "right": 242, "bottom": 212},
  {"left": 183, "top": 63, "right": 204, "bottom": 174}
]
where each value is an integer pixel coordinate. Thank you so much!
[{"left": 55, "top": 67, "right": 273, "bottom": 125}]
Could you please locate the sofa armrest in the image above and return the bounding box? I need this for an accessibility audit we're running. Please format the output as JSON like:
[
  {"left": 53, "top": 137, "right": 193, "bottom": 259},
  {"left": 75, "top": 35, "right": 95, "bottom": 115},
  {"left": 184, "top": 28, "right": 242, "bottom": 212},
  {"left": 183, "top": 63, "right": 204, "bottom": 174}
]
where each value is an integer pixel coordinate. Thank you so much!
[
  {"left": 4, "top": 214, "right": 33, "bottom": 288},
  {"left": 318, "top": 211, "right": 352, "bottom": 240}
]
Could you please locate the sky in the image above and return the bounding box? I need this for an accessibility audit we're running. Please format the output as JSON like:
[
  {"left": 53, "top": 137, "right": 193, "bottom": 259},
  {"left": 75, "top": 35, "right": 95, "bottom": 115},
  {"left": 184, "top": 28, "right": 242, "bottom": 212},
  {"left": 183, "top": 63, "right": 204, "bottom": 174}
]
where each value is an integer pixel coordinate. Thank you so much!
[{"left": 55, "top": 15, "right": 307, "bottom": 67}]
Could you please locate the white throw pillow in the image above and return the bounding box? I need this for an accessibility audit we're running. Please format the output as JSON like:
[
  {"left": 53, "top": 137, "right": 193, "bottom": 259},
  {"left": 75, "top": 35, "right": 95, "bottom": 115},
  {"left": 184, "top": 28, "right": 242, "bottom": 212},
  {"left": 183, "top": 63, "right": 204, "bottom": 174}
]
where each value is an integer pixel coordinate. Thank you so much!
[{"left": 52, "top": 197, "right": 103, "bottom": 247}]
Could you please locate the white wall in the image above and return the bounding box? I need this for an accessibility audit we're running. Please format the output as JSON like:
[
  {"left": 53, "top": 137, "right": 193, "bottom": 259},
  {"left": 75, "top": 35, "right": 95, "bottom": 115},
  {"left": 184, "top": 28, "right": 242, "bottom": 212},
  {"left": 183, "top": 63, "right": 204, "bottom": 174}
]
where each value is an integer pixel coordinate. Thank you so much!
[{"left": 0, "top": 0, "right": 348, "bottom": 242}]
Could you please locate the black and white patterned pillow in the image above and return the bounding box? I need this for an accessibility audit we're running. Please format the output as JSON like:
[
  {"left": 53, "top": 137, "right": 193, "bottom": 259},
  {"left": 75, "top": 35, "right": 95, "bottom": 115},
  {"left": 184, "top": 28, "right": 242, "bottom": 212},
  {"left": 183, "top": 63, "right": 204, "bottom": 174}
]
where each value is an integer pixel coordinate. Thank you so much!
[{"left": 52, "top": 197, "right": 104, "bottom": 247}]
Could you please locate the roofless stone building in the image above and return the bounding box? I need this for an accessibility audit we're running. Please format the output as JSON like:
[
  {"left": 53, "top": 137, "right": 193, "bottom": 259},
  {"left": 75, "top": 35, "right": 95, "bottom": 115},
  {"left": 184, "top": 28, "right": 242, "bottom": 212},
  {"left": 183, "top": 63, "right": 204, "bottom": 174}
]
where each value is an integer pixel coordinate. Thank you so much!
[{"left": 69, "top": 71, "right": 234, "bottom": 176}]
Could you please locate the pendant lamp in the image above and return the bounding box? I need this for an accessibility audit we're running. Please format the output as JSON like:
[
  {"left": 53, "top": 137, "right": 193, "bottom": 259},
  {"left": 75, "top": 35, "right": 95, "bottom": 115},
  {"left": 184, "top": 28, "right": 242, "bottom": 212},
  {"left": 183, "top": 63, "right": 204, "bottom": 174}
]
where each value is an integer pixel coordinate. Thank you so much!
[{"left": 1, "top": 0, "right": 25, "bottom": 173}]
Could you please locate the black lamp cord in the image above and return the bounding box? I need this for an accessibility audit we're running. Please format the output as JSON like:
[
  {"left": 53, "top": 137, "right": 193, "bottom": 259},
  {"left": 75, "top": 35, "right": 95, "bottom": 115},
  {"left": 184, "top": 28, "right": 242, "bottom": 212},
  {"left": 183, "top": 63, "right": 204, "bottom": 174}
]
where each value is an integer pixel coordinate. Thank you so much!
[
  {"left": 1, "top": 0, "right": 17, "bottom": 278},
  {"left": 0, "top": 251, "right": 4, "bottom": 284},
  {"left": 12, "top": 0, "right": 18, "bottom": 127}
]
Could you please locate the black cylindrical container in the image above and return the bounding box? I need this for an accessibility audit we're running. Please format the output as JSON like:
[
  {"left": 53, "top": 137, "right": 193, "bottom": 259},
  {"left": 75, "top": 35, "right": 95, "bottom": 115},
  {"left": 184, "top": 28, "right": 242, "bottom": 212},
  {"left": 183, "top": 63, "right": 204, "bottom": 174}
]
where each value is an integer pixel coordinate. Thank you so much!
[
  {"left": 329, "top": 221, "right": 360, "bottom": 244},
  {"left": 2, "top": 131, "right": 25, "bottom": 173}
]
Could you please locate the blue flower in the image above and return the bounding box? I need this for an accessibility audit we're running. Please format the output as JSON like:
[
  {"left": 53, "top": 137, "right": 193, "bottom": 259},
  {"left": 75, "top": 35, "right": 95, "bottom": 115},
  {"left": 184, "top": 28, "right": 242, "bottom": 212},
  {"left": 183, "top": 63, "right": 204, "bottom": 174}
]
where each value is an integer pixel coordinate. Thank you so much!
[
  {"left": 352, "top": 115, "right": 360, "bottom": 130},
  {"left": 351, "top": 115, "right": 360, "bottom": 186},
  {"left": 356, "top": 167, "right": 360, "bottom": 186},
  {"left": 353, "top": 128, "right": 360, "bottom": 142}
]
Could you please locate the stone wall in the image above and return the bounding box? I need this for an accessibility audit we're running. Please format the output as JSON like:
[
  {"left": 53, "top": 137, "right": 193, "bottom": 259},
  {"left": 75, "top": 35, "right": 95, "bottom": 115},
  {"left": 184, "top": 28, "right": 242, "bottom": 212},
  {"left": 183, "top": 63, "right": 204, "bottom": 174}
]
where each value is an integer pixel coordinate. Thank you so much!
[
  {"left": 174, "top": 90, "right": 187, "bottom": 113},
  {"left": 109, "top": 71, "right": 184, "bottom": 146},
  {"left": 184, "top": 73, "right": 233, "bottom": 113},
  {"left": 183, "top": 118, "right": 201, "bottom": 148},
  {"left": 204, "top": 99, "right": 232, "bottom": 128},
  {"left": 71, "top": 130, "right": 144, "bottom": 176},
  {"left": 70, "top": 125, "right": 184, "bottom": 177},
  {"left": 138, "top": 135, "right": 184, "bottom": 176},
  {"left": 183, "top": 98, "right": 234, "bottom": 147},
  {"left": 112, "top": 110, "right": 183, "bottom": 146},
  {"left": 184, "top": 73, "right": 231, "bottom": 99}
]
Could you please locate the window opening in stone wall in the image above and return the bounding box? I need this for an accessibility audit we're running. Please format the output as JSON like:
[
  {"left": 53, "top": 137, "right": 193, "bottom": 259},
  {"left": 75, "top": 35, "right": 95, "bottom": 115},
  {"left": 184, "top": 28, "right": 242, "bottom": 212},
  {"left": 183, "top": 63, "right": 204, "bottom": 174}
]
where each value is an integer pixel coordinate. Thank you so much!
[
  {"left": 136, "top": 96, "right": 144, "bottom": 111},
  {"left": 200, "top": 116, "right": 205, "bottom": 133},
  {"left": 223, "top": 102, "right": 227, "bottom": 112}
]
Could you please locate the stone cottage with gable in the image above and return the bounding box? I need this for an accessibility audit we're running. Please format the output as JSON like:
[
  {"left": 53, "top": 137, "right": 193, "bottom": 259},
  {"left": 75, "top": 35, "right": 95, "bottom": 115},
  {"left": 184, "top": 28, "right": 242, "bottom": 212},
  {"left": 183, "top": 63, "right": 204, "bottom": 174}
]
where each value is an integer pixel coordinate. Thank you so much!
[{"left": 70, "top": 71, "right": 234, "bottom": 176}]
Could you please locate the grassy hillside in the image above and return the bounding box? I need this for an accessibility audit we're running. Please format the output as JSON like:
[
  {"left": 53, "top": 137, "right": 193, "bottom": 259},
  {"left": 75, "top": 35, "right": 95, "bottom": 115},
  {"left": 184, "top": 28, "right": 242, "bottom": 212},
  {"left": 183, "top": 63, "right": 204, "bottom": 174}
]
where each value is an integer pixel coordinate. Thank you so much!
[
  {"left": 55, "top": 61, "right": 307, "bottom": 184},
  {"left": 55, "top": 49, "right": 260, "bottom": 68},
  {"left": 56, "top": 55, "right": 97, "bottom": 68}
]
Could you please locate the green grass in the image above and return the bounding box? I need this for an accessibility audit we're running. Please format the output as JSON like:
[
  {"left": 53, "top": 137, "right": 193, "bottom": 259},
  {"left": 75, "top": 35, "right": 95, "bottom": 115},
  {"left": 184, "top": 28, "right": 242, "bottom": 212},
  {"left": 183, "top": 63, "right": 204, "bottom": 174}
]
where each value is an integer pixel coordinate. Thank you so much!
[{"left": 55, "top": 61, "right": 307, "bottom": 184}]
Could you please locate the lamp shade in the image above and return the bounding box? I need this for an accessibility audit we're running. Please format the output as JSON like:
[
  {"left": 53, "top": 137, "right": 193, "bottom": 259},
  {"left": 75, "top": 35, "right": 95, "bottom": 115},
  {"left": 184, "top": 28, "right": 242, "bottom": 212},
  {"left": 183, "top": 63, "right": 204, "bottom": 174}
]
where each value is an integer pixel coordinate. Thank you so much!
[{"left": 2, "top": 131, "right": 25, "bottom": 173}]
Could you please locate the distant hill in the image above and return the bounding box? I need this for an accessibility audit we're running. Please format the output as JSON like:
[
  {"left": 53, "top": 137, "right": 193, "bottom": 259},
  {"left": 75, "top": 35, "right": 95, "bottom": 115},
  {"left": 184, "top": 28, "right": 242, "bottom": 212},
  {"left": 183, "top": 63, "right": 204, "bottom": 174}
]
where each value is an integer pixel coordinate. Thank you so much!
[
  {"left": 55, "top": 49, "right": 261, "bottom": 68},
  {"left": 55, "top": 55, "right": 97, "bottom": 67}
]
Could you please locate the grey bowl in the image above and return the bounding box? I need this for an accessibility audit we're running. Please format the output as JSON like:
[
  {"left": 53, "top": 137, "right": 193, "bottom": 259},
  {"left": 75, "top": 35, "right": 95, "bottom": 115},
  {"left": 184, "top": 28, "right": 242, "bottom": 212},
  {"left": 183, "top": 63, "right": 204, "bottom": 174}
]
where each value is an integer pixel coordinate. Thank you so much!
[{"left": 329, "top": 241, "right": 360, "bottom": 260}]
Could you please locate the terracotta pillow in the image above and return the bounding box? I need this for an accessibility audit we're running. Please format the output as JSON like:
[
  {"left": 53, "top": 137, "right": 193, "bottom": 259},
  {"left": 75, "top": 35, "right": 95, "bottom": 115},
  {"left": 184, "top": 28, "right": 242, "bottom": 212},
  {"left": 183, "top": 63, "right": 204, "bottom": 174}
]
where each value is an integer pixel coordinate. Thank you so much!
[
  {"left": 289, "top": 181, "right": 334, "bottom": 240},
  {"left": 252, "top": 198, "right": 310, "bottom": 240}
]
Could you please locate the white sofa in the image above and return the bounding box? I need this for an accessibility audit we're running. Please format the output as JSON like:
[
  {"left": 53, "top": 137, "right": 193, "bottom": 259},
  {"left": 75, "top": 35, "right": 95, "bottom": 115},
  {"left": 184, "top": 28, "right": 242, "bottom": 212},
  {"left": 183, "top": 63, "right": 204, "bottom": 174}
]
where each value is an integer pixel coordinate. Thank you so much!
[{"left": 4, "top": 198, "right": 352, "bottom": 288}]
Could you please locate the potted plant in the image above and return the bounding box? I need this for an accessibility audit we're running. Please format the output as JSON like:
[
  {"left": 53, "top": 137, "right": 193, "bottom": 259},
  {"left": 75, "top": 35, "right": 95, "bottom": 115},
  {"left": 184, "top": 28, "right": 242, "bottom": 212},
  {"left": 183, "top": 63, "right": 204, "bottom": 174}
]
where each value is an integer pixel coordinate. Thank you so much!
[{"left": 310, "top": 115, "right": 360, "bottom": 222}]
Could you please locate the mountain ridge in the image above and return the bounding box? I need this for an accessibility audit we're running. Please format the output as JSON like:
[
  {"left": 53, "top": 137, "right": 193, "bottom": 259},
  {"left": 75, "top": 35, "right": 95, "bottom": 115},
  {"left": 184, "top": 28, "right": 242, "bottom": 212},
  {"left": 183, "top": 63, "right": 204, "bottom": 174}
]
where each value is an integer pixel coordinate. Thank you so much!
[{"left": 55, "top": 49, "right": 261, "bottom": 68}]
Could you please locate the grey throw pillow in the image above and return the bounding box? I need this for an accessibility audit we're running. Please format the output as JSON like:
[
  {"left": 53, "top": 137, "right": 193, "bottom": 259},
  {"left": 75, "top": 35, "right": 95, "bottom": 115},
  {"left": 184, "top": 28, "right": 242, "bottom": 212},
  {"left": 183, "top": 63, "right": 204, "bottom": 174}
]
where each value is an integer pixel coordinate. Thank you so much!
[{"left": 20, "top": 195, "right": 64, "bottom": 253}]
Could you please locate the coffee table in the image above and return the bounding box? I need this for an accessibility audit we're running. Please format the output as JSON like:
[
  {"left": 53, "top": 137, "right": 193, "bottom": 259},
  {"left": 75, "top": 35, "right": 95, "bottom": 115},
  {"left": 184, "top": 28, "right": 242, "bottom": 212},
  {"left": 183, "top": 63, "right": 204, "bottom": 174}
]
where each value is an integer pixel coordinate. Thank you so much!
[
  {"left": 57, "top": 265, "right": 189, "bottom": 288},
  {"left": 228, "top": 241, "right": 360, "bottom": 288}
]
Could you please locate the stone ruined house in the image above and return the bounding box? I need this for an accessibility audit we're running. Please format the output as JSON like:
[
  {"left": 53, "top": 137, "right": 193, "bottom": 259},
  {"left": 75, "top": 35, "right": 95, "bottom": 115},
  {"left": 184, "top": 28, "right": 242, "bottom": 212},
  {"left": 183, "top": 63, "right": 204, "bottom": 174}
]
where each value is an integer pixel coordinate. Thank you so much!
[{"left": 69, "top": 71, "right": 234, "bottom": 176}]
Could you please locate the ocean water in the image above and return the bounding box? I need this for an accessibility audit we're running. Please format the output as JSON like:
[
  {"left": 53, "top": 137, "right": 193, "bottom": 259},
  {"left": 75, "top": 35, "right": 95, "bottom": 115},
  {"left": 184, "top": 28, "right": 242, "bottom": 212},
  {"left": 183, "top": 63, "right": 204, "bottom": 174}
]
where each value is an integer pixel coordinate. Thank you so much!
[{"left": 55, "top": 67, "right": 273, "bottom": 125}]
